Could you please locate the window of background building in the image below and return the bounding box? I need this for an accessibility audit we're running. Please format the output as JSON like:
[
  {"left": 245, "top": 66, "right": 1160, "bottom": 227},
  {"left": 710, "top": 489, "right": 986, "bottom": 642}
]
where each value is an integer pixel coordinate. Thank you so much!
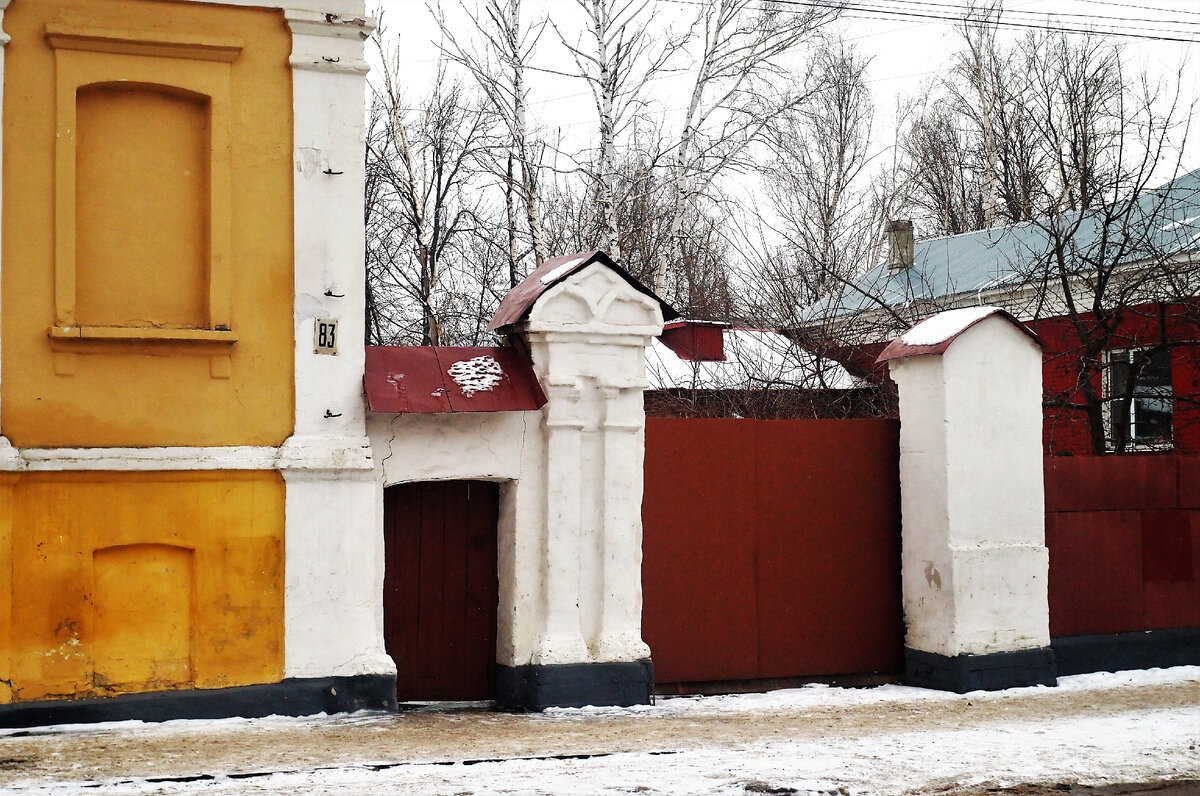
[{"left": 1107, "top": 347, "right": 1173, "bottom": 450}]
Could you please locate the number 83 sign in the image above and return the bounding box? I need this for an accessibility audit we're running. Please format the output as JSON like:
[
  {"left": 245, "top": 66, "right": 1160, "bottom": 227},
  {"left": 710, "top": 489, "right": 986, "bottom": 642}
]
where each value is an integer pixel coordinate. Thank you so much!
[{"left": 314, "top": 318, "right": 339, "bottom": 355}]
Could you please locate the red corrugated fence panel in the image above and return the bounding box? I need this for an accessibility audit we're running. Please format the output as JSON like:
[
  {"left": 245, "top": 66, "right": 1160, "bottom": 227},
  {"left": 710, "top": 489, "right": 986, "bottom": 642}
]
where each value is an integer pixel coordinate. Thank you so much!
[
  {"left": 642, "top": 418, "right": 903, "bottom": 686},
  {"left": 1046, "top": 510, "right": 1144, "bottom": 637}
]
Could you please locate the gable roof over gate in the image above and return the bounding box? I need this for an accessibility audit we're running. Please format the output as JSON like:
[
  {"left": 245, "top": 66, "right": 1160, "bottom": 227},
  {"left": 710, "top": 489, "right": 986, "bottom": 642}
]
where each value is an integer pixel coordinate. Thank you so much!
[{"left": 489, "top": 250, "right": 679, "bottom": 332}]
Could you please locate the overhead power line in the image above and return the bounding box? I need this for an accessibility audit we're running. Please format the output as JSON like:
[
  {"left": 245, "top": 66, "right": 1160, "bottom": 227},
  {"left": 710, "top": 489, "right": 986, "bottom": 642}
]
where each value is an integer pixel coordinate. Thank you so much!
[
  {"left": 655, "top": 0, "right": 1200, "bottom": 44},
  {"left": 785, "top": 0, "right": 1200, "bottom": 43}
]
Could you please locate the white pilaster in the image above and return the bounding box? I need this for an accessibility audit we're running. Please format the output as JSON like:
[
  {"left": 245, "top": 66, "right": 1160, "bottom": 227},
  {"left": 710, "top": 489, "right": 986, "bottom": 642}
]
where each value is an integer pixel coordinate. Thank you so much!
[
  {"left": 885, "top": 310, "right": 1051, "bottom": 662},
  {"left": 518, "top": 264, "right": 663, "bottom": 667},
  {"left": 280, "top": 7, "right": 391, "bottom": 679},
  {"left": 0, "top": 0, "right": 23, "bottom": 471}
]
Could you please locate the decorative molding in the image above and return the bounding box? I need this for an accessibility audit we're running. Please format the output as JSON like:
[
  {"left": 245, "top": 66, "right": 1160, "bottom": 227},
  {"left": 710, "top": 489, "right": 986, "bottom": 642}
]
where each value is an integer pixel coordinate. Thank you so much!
[
  {"left": 16, "top": 446, "right": 279, "bottom": 472},
  {"left": 284, "top": 9, "right": 375, "bottom": 39},
  {"left": 276, "top": 435, "right": 374, "bottom": 472},
  {"left": 0, "top": 440, "right": 378, "bottom": 472},
  {"left": 175, "top": 0, "right": 365, "bottom": 12},
  {"left": 287, "top": 56, "right": 370, "bottom": 75},
  {"left": 48, "top": 35, "right": 236, "bottom": 339},
  {"left": 48, "top": 325, "right": 238, "bottom": 344},
  {"left": 285, "top": 9, "right": 372, "bottom": 75},
  {"left": 0, "top": 0, "right": 11, "bottom": 49},
  {"left": 44, "top": 24, "right": 243, "bottom": 62}
]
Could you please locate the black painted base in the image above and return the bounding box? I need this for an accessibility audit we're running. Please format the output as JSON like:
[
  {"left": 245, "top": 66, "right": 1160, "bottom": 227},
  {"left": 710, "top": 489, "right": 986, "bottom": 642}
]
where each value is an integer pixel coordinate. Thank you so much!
[
  {"left": 1053, "top": 627, "right": 1200, "bottom": 676},
  {"left": 905, "top": 646, "right": 1058, "bottom": 693},
  {"left": 0, "top": 674, "right": 398, "bottom": 729},
  {"left": 495, "top": 660, "right": 654, "bottom": 712}
]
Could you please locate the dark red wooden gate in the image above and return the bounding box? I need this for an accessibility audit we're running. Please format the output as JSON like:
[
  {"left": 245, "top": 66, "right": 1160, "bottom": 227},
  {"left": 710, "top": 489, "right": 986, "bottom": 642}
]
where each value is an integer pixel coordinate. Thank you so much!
[
  {"left": 642, "top": 418, "right": 904, "bottom": 688},
  {"left": 383, "top": 480, "right": 499, "bottom": 701}
]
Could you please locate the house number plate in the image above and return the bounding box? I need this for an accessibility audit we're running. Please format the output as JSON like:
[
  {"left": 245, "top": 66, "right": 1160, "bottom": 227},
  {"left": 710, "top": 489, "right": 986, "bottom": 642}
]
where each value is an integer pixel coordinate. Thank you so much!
[{"left": 314, "top": 318, "right": 339, "bottom": 355}]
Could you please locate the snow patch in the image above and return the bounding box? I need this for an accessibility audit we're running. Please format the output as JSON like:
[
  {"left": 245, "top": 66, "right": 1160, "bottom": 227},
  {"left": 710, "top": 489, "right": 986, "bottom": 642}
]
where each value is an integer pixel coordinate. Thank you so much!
[
  {"left": 900, "top": 306, "right": 1001, "bottom": 346},
  {"left": 447, "top": 355, "right": 504, "bottom": 397},
  {"left": 645, "top": 328, "right": 860, "bottom": 391},
  {"left": 1160, "top": 213, "right": 1200, "bottom": 230},
  {"left": 539, "top": 255, "right": 590, "bottom": 285}
]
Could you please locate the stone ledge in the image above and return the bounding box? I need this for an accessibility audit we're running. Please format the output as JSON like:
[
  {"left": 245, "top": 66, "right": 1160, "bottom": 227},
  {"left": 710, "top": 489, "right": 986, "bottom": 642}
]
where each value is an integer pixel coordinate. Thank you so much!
[
  {"left": 496, "top": 660, "right": 654, "bottom": 712},
  {"left": 904, "top": 646, "right": 1057, "bottom": 693},
  {"left": 0, "top": 674, "right": 397, "bottom": 729},
  {"left": 1052, "top": 627, "right": 1200, "bottom": 676}
]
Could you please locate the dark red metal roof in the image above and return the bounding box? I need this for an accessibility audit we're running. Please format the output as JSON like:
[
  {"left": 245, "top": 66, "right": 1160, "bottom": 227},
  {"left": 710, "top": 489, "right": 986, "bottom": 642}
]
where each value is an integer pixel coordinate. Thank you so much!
[
  {"left": 660, "top": 320, "right": 729, "bottom": 362},
  {"left": 365, "top": 346, "right": 547, "bottom": 414},
  {"left": 488, "top": 250, "right": 679, "bottom": 332},
  {"left": 876, "top": 307, "right": 1038, "bottom": 363}
]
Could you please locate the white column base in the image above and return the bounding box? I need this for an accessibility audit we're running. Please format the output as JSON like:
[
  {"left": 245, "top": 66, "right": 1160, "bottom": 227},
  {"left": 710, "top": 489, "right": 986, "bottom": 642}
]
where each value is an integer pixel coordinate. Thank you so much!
[{"left": 282, "top": 467, "right": 394, "bottom": 679}]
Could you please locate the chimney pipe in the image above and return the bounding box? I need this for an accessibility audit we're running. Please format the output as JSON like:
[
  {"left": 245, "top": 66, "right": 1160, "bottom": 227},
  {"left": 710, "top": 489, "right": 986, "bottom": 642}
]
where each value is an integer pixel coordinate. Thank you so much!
[{"left": 886, "top": 220, "right": 914, "bottom": 271}]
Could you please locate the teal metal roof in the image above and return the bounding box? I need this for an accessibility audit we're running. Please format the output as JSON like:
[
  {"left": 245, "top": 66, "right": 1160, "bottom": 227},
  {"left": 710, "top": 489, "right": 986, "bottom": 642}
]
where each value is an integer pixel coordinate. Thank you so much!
[{"left": 808, "top": 167, "right": 1200, "bottom": 319}]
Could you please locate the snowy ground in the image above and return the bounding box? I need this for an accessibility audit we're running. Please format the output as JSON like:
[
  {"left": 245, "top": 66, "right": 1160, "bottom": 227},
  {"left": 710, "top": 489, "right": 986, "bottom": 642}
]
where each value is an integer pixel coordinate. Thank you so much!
[{"left": 1, "top": 667, "right": 1198, "bottom": 795}]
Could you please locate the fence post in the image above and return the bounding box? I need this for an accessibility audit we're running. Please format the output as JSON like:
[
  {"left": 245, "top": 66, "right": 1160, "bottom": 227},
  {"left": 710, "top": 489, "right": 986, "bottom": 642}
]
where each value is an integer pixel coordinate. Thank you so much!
[
  {"left": 495, "top": 259, "right": 664, "bottom": 710},
  {"left": 879, "top": 307, "right": 1057, "bottom": 692}
]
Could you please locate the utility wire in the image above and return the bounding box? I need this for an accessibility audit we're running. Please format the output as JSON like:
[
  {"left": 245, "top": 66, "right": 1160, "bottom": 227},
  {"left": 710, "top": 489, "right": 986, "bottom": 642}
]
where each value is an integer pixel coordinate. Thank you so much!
[
  {"left": 656, "top": 0, "right": 1200, "bottom": 43},
  {"left": 862, "top": 0, "right": 1200, "bottom": 29}
]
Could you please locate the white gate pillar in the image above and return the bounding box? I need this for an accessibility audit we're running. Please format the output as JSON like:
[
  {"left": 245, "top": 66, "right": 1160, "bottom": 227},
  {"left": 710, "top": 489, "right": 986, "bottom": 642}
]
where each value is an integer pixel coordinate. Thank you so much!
[
  {"left": 490, "top": 252, "right": 666, "bottom": 710},
  {"left": 880, "top": 307, "right": 1057, "bottom": 692}
]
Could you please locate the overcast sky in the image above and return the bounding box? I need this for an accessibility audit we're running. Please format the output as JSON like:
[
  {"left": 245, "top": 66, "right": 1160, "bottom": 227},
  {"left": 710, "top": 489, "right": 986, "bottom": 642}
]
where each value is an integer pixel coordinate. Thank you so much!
[{"left": 365, "top": 0, "right": 1200, "bottom": 184}]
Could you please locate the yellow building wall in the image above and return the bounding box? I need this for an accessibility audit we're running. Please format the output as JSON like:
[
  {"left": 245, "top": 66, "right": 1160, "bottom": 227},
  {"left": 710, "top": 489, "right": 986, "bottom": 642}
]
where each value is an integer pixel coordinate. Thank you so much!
[
  {"left": 0, "top": 0, "right": 296, "bottom": 703},
  {"left": 2, "top": 0, "right": 295, "bottom": 448},
  {"left": 0, "top": 472, "right": 284, "bottom": 703}
]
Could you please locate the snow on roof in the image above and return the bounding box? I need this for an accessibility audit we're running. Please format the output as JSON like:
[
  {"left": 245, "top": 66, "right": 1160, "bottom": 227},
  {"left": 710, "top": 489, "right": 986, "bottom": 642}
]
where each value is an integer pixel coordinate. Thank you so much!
[
  {"left": 446, "top": 354, "right": 504, "bottom": 397},
  {"left": 646, "top": 328, "right": 860, "bottom": 391},
  {"left": 538, "top": 254, "right": 590, "bottom": 285},
  {"left": 900, "top": 306, "right": 1000, "bottom": 346},
  {"left": 876, "top": 306, "right": 1038, "bottom": 362}
]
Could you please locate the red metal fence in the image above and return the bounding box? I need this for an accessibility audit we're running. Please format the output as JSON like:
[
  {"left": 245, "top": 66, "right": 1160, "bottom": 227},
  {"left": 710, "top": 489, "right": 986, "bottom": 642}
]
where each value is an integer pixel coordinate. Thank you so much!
[
  {"left": 1045, "top": 455, "right": 1200, "bottom": 637},
  {"left": 642, "top": 418, "right": 904, "bottom": 687}
]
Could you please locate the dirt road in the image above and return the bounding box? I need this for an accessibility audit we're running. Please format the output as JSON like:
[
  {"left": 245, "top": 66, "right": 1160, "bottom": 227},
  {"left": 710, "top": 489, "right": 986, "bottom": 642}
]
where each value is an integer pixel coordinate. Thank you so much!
[{"left": 0, "top": 672, "right": 1197, "bottom": 794}]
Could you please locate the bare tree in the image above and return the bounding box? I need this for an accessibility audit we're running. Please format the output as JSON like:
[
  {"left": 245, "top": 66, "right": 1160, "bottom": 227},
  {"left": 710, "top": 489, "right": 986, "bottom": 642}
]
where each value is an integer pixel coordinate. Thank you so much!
[
  {"left": 1004, "top": 34, "right": 1196, "bottom": 453},
  {"left": 900, "top": 102, "right": 988, "bottom": 237},
  {"left": 764, "top": 42, "right": 878, "bottom": 304},
  {"left": 653, "top": 0, "right": 838, "bottom": 295},
  {"left": 845, "top": 24, "right": 1199, "bottom": 454},
  {"left": 437, "top": 0, "right": 549, "bottom": 280},
  {"left": 366, "top": 22, "right": 498, "bottom": 345},
  {"left": 554, "top": 0, "right": 676, "bottom": 261}
]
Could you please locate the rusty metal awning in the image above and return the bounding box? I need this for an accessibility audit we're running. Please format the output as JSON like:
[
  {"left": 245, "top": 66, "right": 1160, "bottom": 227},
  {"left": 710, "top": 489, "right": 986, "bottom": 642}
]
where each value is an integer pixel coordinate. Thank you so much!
[{"left": 365, "top": 346, "right": 547, "bottom": 414}]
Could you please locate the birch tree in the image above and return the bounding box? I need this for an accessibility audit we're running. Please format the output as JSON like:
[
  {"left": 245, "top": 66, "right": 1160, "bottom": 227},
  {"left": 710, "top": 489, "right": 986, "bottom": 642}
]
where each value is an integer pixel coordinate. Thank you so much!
[
  {"left": 654, "top": 0, "right": 838, "bottom": 296},
  {"left": 555, "top": 0, "right": 674, "bottom": 261},
  {"left": 438, "top": 0, "right": 549, "bottom": 279},
  {"left": 365, "top": 23, "right": 497, "bottom": 345},
  {"left": 871, "top": 25, "right": 1199, "bottom": 453}
]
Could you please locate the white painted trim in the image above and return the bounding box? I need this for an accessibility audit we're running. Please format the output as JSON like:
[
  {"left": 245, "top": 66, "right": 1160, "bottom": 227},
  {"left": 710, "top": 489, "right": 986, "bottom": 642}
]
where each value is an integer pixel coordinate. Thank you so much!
[
  {"left": 18, "top": 447, "right": 278, "bottom": 471},
  {"left": 286, "top": 9, "right": 372, "bottom": 75},
  {"left": 276, "top": 434, "right": 373, "bottom": 472},
  {"left": 281, "top": 10, "right": 391, "bottom": 681},
  {"left": 0, "top": 440, "right": 377, "bottom": 472},
  {"left": 286, "top": 11, "right": 372, "bottom": 442}
]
